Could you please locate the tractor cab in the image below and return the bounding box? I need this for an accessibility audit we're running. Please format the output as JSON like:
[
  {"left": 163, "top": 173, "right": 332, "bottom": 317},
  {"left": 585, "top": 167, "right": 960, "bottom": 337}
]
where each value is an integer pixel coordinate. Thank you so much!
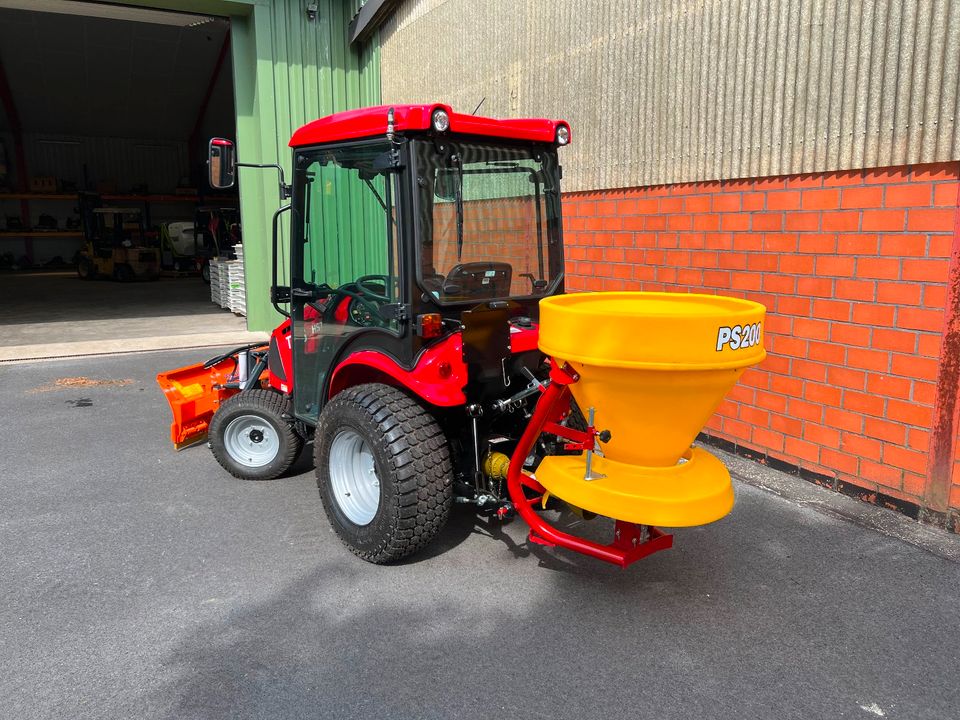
[{"left": 159, "top": 104, "right": 765, "bottom": 569}]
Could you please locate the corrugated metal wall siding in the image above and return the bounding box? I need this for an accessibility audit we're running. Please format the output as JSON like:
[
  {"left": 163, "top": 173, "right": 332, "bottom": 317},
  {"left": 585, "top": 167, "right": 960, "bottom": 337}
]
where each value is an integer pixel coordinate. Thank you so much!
[
  {"left": 229, "top": 0, "right": 380, "bottom": 330},
  {"left": 381, "top": 0, "right": 960, "bottom": 191}
]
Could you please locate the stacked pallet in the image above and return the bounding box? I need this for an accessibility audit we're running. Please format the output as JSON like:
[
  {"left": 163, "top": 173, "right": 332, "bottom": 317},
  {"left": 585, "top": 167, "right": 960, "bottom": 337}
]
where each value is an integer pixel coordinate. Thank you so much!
[
  {"left": 226, "top": 245, "right": 246, "bottom": 316},
  {"left": 209, "top": 259, "right": 225, "bottom": 307}
]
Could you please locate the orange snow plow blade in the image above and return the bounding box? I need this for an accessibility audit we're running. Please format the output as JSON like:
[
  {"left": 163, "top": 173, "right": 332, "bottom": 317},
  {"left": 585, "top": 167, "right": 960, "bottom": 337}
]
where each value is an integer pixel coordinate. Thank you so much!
[{"left": 156, "top": 355, "right": 247, "bottom": 450}]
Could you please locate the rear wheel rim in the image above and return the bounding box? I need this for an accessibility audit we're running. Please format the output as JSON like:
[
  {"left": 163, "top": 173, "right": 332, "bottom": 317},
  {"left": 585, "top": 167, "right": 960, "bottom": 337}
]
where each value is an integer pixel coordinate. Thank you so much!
[
  {"left": 223, "top": 414, "right": 280, "bottom": 468},
  {"left": 329, "top": 429, "right": 380, "bottom": 526}
]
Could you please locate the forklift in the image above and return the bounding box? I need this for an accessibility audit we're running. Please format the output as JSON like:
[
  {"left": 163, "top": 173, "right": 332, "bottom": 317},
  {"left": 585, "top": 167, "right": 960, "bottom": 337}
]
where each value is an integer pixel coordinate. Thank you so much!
[
  {"left": 77, "top": 192, "right": 159, "bottom": 281},
  {"left": 158, "top": 105, "right": 765, "bottom": 568}
]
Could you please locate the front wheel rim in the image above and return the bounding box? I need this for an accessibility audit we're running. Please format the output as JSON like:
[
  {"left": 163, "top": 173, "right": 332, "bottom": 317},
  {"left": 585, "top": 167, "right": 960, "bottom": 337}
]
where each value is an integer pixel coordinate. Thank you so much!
[
  {"left": 223, "top": 414, "right": 280, "bottom": 468},
  {"left": 329, "top": 429, "right": 381, "bottom": 526}
]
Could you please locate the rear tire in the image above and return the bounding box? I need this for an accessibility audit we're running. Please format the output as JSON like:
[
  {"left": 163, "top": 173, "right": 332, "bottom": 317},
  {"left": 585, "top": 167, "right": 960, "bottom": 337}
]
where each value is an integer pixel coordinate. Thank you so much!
[
  {"left": 315, "top": 383, "right": 453, "bottom": 563},
  {"left": 209, "top": 389, "right": 302, "bottom": 480},
  {"left": 114, "top": 264, "right": 134, "bottom": 282},
  {"left": 77, "top": 258, "right": 96, "bottom": 280}
]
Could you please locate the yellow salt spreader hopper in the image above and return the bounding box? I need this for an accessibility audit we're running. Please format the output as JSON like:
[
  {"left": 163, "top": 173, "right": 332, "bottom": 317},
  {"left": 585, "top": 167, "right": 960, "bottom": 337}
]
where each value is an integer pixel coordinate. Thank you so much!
[{"left": 505, "top": 291, "right": 766, "bottom": 567}]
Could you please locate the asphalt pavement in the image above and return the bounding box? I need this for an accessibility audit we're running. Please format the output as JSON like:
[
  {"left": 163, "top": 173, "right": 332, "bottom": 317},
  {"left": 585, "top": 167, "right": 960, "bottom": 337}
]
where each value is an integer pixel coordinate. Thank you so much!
[{"left": 2, "top": 349, "right": 959, "bottom": 720}]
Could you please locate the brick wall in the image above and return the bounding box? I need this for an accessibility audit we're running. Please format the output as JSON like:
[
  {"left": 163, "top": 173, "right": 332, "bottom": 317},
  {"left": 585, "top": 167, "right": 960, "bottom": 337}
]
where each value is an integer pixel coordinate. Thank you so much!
[
  {"left": 434, "top": 197, "right": 547, "bottom": 295},
  {"left": 562, "top": 161, "right": 960, "bottom": 516}
]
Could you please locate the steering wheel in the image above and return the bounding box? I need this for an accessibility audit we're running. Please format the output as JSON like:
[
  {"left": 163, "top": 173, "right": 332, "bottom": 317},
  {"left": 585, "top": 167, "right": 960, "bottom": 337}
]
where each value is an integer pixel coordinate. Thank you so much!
[{"left": 355, "top": 274, "right": 392, "bottom": 303}]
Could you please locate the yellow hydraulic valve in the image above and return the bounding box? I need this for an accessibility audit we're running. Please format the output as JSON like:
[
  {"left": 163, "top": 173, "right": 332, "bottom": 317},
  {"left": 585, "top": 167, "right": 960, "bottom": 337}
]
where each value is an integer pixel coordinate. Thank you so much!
[{"left": 535, "top": 291, "right": 766, "bottom": 527}]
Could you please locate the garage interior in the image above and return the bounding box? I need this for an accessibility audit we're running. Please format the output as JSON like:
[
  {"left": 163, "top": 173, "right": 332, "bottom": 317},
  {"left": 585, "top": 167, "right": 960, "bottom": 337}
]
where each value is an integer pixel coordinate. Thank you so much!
[{"left": 0, "top": 1, "right": 263, "bottom": 361}]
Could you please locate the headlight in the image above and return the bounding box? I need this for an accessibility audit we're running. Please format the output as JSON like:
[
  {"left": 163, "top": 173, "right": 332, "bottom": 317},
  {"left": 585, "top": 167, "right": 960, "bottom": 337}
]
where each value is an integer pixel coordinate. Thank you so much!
[
  {"left": 432, "top": 109, "right": 450, "bottom": 132},
  {"left": 556, "top": 125, "right": 570, "bottom": 145}
]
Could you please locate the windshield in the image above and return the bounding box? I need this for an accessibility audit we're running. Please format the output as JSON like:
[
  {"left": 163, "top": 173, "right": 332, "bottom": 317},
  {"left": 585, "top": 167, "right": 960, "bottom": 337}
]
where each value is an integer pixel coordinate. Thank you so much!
[{"left": 414, "top": 139, "right": 562, "bottom": 303}]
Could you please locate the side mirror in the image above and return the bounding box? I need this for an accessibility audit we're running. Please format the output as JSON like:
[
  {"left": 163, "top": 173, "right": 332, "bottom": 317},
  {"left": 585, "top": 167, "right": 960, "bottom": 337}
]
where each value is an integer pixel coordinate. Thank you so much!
[
  {"left": 208, "top": 138, "right": 236, "bottom": 189},
  {"left": 434, "top": 168, "right": 459, "bottom": 202}
]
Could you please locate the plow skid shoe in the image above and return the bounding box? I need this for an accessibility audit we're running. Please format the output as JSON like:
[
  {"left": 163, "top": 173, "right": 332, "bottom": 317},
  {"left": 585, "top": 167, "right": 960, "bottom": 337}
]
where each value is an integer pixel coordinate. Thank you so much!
[{"left": 156, "top": 357, "right": 242, "bottom": 450}]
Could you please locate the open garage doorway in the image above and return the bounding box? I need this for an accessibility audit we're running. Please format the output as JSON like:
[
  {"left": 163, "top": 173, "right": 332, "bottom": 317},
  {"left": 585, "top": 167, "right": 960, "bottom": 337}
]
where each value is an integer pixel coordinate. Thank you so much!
[{"left": 0, "top": 1, "right": 263, "bottom": 361}]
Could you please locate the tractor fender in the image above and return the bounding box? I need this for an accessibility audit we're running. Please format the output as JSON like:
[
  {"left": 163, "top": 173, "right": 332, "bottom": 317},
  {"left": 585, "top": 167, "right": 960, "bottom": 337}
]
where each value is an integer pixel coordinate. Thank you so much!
[
  {"left": 267, "top": 319, "right": 294, "bottom": 394},
  {"left": 328, "top": 335, "right": 467, "bottom": 407}
]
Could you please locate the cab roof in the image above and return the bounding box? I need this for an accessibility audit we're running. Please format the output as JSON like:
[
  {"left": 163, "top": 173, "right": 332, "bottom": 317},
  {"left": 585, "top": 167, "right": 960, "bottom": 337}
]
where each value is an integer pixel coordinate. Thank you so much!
[{"left": 288, "top": 103, "right": 570, "bottom": 148}]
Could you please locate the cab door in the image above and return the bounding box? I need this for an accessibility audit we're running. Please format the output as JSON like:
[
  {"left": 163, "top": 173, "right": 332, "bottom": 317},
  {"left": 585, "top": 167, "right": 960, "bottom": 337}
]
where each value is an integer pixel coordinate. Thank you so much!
[{"left": 290, "top": 141, "right": 402, "bottom": 424}]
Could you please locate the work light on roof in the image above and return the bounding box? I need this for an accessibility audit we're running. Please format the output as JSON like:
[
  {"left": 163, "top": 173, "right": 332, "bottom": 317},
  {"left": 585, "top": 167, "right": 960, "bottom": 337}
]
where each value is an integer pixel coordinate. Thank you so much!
[
  {"left": 431, "top": 109, "right": 450, "bottom": 132},
  {"left": 556, "top": 125, "right": 570, "bottom": 145}
]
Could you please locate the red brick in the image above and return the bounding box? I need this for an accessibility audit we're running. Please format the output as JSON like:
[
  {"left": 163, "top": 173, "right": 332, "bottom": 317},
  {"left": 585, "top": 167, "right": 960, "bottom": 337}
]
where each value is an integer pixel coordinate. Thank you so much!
[
  {"left": 801, "top": 188, "right": 840, "bottom": 210},
  {"left": 768, "top": 191, "right": 801, "bottom": 210},
  {"left": 898, "top": 307, "right": 944, "bottom": 332},
  {"left": 808, "top": 341, "right": 846, "bottom": 364},
  {"left": 852, "top": 303, "right": 895, "bottom": 326},
  {"left": 683, "top": 195, "right": 712, "bottom": 213},
  {"left": 792, "top": 318, "right": 830, "bottom": 340},
  {"left": 841, "top": 433, "right": 882, "bottom": 461},
  {"left": 824, "top": 170, "right": 864, "bottom": 186},
  {"left": 917, "top": 334, "right": 942, "bottom": 358},
  {"left": 821, "top": 448, "right": 859, "bottom": 475},
  {"left": 712, "top": 195, "right": 742, "bottom": 212},
  {"left": 816, "top": 256, "right": 856, "bottom": 277},
  {"left": 856, "top": 258, "right": 901, "bottom": 280},
  {"left": 933, "top": 181, "right": 959, "bottom": 207},
  {"left": 785, "top": 437, "right": 821, "bottom": 463},
  {"left": 824, "top": 407, "right": 863, "bottom": 432},
  {"left": 884, "top": 445, "right": 928, "bottom": 474},
  {"left": 820, "top": 211, "right": 858, "bottom": 231},
  {"left": 865, "top": 166, "right": 910, "bottom": 184},
  {"left": 887, "top": 399, "right": 933, "bottom": 427},
  {"left": 830, "top": 323, "right": 871, "bottom": 346},
  {"left": 902, "top": 259, "right": 947, "bottom": 282},
  {"left": 746, "top": 254, "right": 778, "bottom": 273},
  {"left": 862, "top": 209, "right": 905, "bottom": 231},
  {"left": 924, "top": 284, "right": 947, "bottom": 308},
  {"left": 770, "top": 374, "right": 804, "bottom": 396},
  {"left": 722, "top": 214, "right": 751, "bottom": 231},
  {"left": 912, "top": 161, "right": 960, "bottom": 182},
  {"left": 754, "top": 177, "right": 788, "bottom": 191},
  {"left": 788, "top": 398, "right": 823, "bottom": 422},
  {"left": 843, "top": 390, "right": 886, "bottom": 417},
  {"left": 877, "top": 282, "right": 923, "bottom": 305},
  {"left": 731, "top": 234, "right": 763, "bottom": 252},
  {"left": 902, "top": 472, "right": 926, "bottom": 497},
  {"left": 793, "top": 359, "right": 828, "bottom": 382},
  {"left": 752, "top": 213, "right": 783, "bottom": 231},
  {"left": 804, "top": 381, "right": 842, "bottom": 406},
  {"left": 777, "top": 296, "right": 812, "bottom": 316},
  {"left": 860, "top": 459, "right": 903, "bottom": 485},
  {"left": 804, "top": 424, "right": 841, "bottom": 449},
  {"left": 864, "top": 417, "right": 908, "bottom": 444},
  {"left": 799, "top": 234, "right": 838, "bottom": 253},
  {"left": 786, "top": 174, "right": 824, "bottom": 189},
  {"left": 835, "top": 279, "right": 876, "bottom": 302},
  {"left": 846, "top": 348, "right": 890, "bottom": 372},
  {"left": 692, "top": 214, "right": 721, "bottom": 231},
  {"left": 907, "top": 208, "right": 955, "bottom": 232},
  {"left": 885, "top": 184, "right": 933, "bottom": 207},
  {"left": 762, "top": 274, "right": 797, "bottom": 294},
  {"left": 763, "top": 233, "right": 799, "bottom": 253},
  {"left": 866, "top": 373, "right": 911, "bottom": 400},
  {"left": 770, "top": 413, "right": 803, "bottom": 436},
  {"left": 812, "top": 299, "right": 852, "bottom": 321},
  {"left": 906, "top": 427, "right": 929, "bottom": 452},
  {"left": 827, "top": 366, "right": 866, "bottom": 390},
  {"left": 837, "top": 234, "right": 878, "bottom": 254},
  {"left": 797, "top": 277, "right": 834, "bottom": 297},
  {"left": 771, "top": 335, "right": 807, "bottom": 356},
  {"left": 872, "top": 328, "right": 917, "bottom": 353},
  {"left": 742, "top": 192, "right": 765, "bottom": 210},
  {"left": 752, "top": 427, "right": 785, "bottom": 452},
  {"left": 786, "top": 212, "right": 822, "bottom": 231},
  {"left": 913, "top": 381, "right": 936, "bottom": 405},
  {"left": 892, "top": 352, "right": 939, "bottom": 380},
  {"left": 879, "top": 234, "right": 927, "bottom": 257},
  {"left": 842, "top": 186, "right": 883, "bottom": 208}
]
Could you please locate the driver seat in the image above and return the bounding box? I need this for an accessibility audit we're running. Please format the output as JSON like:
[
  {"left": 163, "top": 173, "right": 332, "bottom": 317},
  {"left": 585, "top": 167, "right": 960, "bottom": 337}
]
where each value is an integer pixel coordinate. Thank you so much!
[{"left": 442, "top": 262, "right": 512, "bottom": 299}]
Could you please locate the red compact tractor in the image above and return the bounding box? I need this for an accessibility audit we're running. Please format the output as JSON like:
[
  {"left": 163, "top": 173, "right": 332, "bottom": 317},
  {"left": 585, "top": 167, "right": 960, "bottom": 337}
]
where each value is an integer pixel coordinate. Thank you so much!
[{"left": 158, "top": 105, "right": 764, "bottom": 567}]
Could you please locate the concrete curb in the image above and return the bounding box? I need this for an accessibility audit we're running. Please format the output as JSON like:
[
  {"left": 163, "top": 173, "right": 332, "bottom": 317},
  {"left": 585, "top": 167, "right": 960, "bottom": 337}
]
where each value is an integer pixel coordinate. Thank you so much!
[{"left": 0, "top": 331, "right": 269, "bottom": 364}]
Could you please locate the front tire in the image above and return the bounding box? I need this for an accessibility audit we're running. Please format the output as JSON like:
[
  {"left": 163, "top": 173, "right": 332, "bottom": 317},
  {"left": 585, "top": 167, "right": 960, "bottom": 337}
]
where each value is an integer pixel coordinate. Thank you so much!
[
  {"left": 209, "top": 389, "right": 303, "bottom": 480},
  {"left": 77, "top": 257, "right": 96, "bottom": 280},
  {"left": 316, "top": 384, "right": 453, "bottom": 564}
]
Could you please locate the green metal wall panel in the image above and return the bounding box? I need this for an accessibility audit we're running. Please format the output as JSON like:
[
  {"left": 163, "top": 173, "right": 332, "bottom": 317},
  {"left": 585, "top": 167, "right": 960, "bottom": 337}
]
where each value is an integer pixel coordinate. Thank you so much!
[{"left": 137, "top": 0, "right": 381, "bottom": 332}]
